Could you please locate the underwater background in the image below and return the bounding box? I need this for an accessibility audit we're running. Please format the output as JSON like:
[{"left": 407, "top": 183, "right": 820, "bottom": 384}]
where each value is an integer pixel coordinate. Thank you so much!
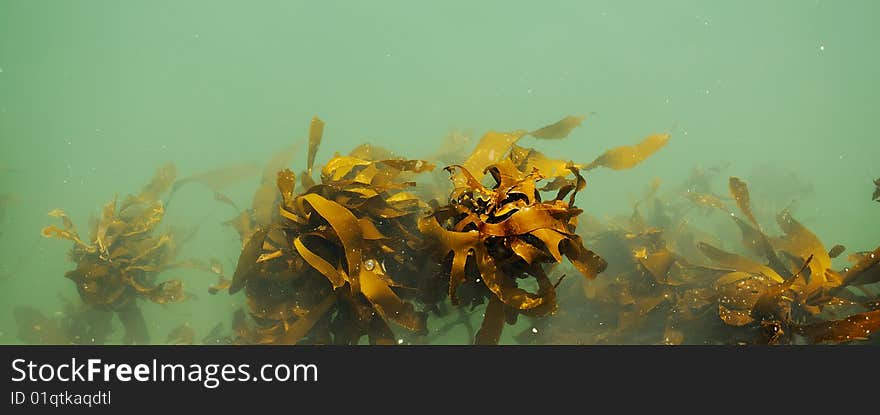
[{"left": 0, "top": 0, "right": 878, "bottom": 344}]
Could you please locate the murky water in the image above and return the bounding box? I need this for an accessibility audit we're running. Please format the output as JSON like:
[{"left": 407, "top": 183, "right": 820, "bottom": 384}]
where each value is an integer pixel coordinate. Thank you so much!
[{"left": 1, "top": 1, "right": 878, "bottom": 345}]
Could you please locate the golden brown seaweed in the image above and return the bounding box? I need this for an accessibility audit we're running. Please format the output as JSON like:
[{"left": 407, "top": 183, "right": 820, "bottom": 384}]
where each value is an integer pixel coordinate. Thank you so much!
[
  {"left": 528, "top": 115, "right": 587, "bottom": 139},
  {"left": 224, "top": 117, "right": 434, "bottom": 344},
  {"left": 583, "top": 133, "right": 670, "bottom": 171},
  {"left": 41, "top": 163, "right": 188, "bottom": 344}
]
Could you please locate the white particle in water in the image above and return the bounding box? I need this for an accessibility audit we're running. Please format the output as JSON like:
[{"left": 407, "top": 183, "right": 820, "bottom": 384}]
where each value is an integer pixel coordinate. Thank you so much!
[
  {"left": 397, "top": 339, "right": 404, "bottom": 344},
  {"left": 531, "top": 327, "right": 538, "bottom": 334},
  {"left": 819, "top": 45, "right": 825, "bottom": 51},
  {"left": 364, "top": 259, "right": 376, "bottom": 271}
]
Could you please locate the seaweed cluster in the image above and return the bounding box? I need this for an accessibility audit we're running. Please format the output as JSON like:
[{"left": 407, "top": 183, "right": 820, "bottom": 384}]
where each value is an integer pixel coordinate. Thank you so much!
[
  {"left": 23, "top": 114, "right": 880, "bottom": 345},
  {"left": 37, "top": 163, "right": 188, "bottom": 343},
  {"left": 517, "top": 175, "right": 880, "bottom": 345}
]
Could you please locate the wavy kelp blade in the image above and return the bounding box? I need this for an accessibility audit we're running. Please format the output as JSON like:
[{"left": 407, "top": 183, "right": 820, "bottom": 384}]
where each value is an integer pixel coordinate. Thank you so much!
[
  {"left": 229, "top": 228, "right": 268, "bottom": 294},
  {"left": 41, "top": 209, "right": 92, "bottom": 250},
  {"left": 359, "top": 267, "right": 427, "bottom": 333},
  {"left": 417, "top": 216, "right": 481, "bottom": 302},
  {"left": 728, "top": 215, "right": 789, "bottom": 277},
  {"left": 509, "top": 144, "right": 577, "bottom": 178},
  {"left": 249, "top": 139, "right": 305, "bottom": 226},
  {"left": 560, "top": 234, "right": 607, "bottom": 280},
  {"left": 528, "top": 115, "right": 587, "bottom": 139},
  {"left": 293, "top": 236, "right": 345, "bottom": 288},
  {"left": 685, "top": 191, "right": 728, "bottom": 212},
  {"left": 839, "top": 246, "right": 880, "bottom": 287},
  {"left": 276, "top": 169, "right": 297, "bottom": 206},
  {"left": 638, "top": 248, "right": 675, "bottom": 283},
  {"left": 473, "top": 245, "right": 558, "bottom": 316},
  {"left": 307, "top": 116, "right": 325, "bottom": 177},
  {"left": 774, "top": 210, "right": 832, "bottom": 292},
  {"left": 299, "top": 193, "right": 363, "bottom": 291},
  {"left": 584, "top": 133, "right": 670, "bottom": 171},
  {"left": 279, "top": 293, "right": 338, "bottom": 344},
  {"left": 751, "top": 255, "right": 812, "bottom": 320},
  {"left": 475, "top": 296, "right": 505, "bottom": 345},
  {"left": 138, "top": 162, "right": 177, "bottom": 203},
  {"left": 728, "top": 177, "right": 759, "bottom": 227},
  {"left": 797, "top": 309, "right": 880, "bottom": 343},
  {"left": 698, "top": 242, "right": 784, "bottom": 283},
  {"left": 168, "top": 161, "right": 261, "bottom": 202}
]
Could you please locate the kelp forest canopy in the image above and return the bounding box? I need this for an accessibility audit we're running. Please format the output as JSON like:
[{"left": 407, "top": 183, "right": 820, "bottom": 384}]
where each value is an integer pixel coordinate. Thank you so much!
[{"left": 20, "top": 114, "right": 880, "bottom": 345}]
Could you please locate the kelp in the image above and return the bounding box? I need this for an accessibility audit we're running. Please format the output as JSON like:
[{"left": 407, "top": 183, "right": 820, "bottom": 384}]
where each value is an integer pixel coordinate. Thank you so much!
[
  {"left": 224, "top": 117, "right": 437, "bottom": 345},
  {"left": 582, "top": 133, "right": 670, "bottom": 171},
  {"left": 874, "top": 178, "right": 880, "bottom": 202},
  {"left": 40, "top": 163, "right": 188, "bottom": 344},
  {"left": 29, "top": 110, "right": 879, "bottom": 347},
  {"left": 690, "top": 177, "right": 880, "bottom": 344},
  {"left": 517, "top": 169, "right": 880, "bottom": 346},
  {"left": 419, "top": 115, "right": 676, "bottom": 344},
  {"left": 167, "top": 161, "right": 261, "bottom": 205}
]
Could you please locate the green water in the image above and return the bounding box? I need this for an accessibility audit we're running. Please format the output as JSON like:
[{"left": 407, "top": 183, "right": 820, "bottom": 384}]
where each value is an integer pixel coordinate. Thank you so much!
[{"left": 1, "top": 0, "right": 878, "bottom": 344}]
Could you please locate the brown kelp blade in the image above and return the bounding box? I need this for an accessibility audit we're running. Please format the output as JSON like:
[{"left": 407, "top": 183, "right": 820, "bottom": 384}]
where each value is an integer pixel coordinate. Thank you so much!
[
  {"left": 584, "top": 133, "right": 670, "bottom": 171},
  {"left": 797, "top": 309, "right": 880, "bottom": 344},
  {"left": 229, "top": 228, "right": 269, "bottom": 294},
  {"left": 168, "top": 161, "right": 261, "bottom": 203},
  {"left": 528, "top": 115, "right": 587, "bottom": 139},
  {"left": 872, "top": 178, "right": 879, "bottom": 202},
  {"left": 138, "top": 162, "right": 177, "bottom": 203},
  {"left": 475, "top": 297, "right": 506, "bottom": 345},
  {"left": 839, "top": 246, "right": 880, "bottom": 287},
  {"left": 307, "top": 116, "right": 325, "bottom": 177},
  {"left": 729, "top": 177, "right": 759, "bottom": 227}
]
